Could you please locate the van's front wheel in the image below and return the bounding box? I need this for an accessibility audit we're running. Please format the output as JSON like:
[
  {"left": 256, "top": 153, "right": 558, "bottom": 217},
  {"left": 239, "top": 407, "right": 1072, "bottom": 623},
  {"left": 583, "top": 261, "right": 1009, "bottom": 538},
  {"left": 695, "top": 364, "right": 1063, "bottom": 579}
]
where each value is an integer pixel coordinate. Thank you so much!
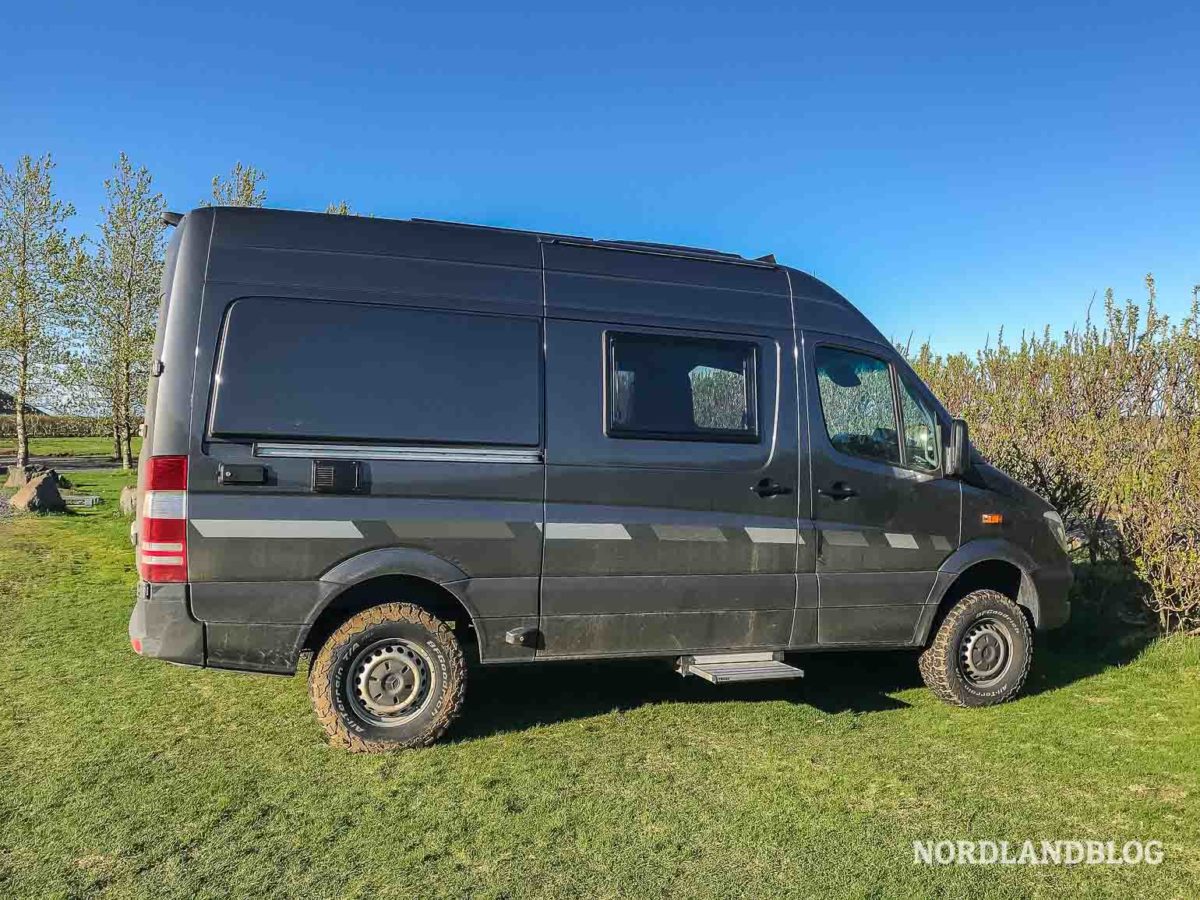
[
  {"left": 919, "top": 589, "right": 1031, "bottom": 707},
  {"left": 309, "top": 602, "right": 466, "bottom": 751}
]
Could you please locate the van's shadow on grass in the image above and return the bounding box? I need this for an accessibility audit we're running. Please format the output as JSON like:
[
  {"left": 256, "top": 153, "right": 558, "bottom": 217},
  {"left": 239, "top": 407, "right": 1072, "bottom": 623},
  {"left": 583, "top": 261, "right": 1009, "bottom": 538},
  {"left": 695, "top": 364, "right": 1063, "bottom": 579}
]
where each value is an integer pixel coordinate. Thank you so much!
[
  {"left": 454, "top": 617, "right": 1156, "bottom": 741},
  {"left": 456, "top": 651, "right": 915, "bottom": 741},
  {"left": 1023, "top": 619, "right": 1156, "bottom": 698}
]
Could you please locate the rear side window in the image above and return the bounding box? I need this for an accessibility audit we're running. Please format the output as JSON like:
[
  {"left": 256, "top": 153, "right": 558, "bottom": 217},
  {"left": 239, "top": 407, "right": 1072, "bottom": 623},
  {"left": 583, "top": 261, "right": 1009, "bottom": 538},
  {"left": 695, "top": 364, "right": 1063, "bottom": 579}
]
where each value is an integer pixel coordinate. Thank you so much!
[
  {"left": 607, "top": 332, "right": 758, "bottom": 442},
  {"left": 814, "top": 346, "right": 900, "bottom": 464},
  {"left": 209, "top": 298, "right": 540, "bottom": 445}
]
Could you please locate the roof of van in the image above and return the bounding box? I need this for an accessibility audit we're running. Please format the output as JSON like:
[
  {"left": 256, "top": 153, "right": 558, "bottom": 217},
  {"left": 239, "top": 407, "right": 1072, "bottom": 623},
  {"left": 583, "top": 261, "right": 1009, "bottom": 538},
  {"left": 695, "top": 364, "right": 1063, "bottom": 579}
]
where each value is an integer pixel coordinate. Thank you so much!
[
  {"left": 179, "top": 205, "right": 888, "bottom": 345},
  {"left": 180, "top": 205, "right": 773, "bottom": 267}
]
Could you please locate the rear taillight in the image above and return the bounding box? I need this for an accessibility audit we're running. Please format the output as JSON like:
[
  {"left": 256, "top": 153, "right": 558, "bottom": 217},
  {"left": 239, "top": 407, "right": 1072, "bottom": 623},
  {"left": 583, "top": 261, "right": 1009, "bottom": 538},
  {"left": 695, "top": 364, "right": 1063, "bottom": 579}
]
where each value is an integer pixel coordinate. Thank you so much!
[{"left": 139, "top": 455, "right": 188, "bottom": 583}]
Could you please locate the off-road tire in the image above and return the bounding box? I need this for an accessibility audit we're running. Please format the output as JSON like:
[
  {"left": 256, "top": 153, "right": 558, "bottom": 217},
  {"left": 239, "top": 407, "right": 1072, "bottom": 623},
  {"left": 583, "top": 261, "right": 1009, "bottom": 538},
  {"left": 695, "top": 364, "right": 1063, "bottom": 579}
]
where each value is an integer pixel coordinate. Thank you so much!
[
  {"left": 309, "top": 602, "right": 466, "bottom": 752},
  {"left": 919, "top": 589, "right": 1032, "bottom": 707}
]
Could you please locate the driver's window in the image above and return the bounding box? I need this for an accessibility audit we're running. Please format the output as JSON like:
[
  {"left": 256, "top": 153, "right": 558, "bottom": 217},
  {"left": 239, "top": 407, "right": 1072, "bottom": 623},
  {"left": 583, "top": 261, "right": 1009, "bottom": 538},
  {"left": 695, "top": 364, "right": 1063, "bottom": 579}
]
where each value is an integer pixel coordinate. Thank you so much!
[
  {"left": 815, "top": 347, "right": 900, "bottom": 464},
  {"left": 900, "top": 376, "right": 939, "bottom": 472}
]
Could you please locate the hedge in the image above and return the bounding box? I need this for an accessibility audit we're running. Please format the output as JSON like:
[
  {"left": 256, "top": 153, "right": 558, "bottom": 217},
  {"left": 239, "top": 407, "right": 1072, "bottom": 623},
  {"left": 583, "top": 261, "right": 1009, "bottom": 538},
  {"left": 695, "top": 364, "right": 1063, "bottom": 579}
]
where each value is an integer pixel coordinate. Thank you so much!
[
  {"left": 908, "top": 280, "right": 1200, "bottom": 634},
  {"left": 0, "top": 415, "right": 113, "bottom": 438}
]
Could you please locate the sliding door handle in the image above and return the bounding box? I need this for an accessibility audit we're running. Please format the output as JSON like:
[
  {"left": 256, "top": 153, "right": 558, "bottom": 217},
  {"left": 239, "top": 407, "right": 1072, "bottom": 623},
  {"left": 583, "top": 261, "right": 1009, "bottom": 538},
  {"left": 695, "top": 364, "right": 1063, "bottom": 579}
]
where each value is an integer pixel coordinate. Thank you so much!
[
  {"left": 752, "top": 478, "right": 793, "bottom": 498},
  {"left": 818, "top": 482, "right": 858, "bottom": 500}
]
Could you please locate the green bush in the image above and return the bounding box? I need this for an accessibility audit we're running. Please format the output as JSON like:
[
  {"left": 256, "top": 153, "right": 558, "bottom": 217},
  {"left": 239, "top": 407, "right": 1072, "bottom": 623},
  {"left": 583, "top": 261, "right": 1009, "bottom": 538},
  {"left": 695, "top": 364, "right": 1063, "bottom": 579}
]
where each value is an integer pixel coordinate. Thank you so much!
[
  {"left": 908, "top": 277, "right": 1200, "bottom": 634},
  {"left": 0, "top": 415, "right": 111, "bottom": 438}
]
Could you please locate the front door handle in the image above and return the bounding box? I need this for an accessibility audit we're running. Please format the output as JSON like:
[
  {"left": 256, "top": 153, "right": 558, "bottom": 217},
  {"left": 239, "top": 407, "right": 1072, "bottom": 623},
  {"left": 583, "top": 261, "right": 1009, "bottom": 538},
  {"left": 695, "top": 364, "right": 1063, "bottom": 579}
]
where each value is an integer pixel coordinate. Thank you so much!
[
  {"left": 818, "top": 481, "right": 858, "bottom": 500},
  {"left": 752, "top": 478, "right": 793, "bottom": 498}
]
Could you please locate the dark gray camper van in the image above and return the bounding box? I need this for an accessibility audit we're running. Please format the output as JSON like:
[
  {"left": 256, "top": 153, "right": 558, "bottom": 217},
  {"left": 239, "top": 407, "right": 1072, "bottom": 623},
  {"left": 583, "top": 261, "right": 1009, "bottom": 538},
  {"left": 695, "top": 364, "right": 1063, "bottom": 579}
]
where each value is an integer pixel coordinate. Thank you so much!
[{"left": 129, "top": 207, "right": 1072, "bottom": 751}]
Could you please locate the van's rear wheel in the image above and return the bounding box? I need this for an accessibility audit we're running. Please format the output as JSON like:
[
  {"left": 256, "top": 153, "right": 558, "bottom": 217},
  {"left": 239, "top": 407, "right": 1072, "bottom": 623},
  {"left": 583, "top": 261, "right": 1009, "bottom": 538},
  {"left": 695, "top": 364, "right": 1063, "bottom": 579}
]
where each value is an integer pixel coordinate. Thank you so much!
[
  {"left": 309, "top": 602, "right": 466, "bottom": 751},
  {"left": 919, "top": 589, "right": 1031, "bottom": 707}
]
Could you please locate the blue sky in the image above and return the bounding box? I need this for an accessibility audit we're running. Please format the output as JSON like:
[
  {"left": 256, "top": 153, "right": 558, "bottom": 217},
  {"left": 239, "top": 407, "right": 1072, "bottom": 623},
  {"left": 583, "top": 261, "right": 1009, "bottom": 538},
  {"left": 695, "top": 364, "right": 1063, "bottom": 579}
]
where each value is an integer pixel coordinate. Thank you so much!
[{"left": 4, "top": 1, "right": 1198, "bottom": 353}]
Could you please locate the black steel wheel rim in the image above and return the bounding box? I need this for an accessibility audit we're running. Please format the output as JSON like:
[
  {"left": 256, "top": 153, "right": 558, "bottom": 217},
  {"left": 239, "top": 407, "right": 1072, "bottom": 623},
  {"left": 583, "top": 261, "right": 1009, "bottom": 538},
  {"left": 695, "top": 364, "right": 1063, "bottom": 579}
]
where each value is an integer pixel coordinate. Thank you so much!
[
  {"left": 346, "top": 638, "right": 436, "bottom": 727},
  {"left": 958, "top": 615, "right": 1015, "bottom": 687}
]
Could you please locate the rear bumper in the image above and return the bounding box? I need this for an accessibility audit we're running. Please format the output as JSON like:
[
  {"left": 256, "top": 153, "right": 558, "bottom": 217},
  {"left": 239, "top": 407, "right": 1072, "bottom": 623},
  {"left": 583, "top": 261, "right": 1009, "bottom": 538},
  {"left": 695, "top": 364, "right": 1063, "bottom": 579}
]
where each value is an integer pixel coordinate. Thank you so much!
[
  {"left": 129, "top": 581, "right": 305, "bottom": 674},
  {"left": 1031, "top": 559, "right": 1073, "bottom": 631},
  {"left": 129, "top": 582, "right": 205, "bottom": 667}
]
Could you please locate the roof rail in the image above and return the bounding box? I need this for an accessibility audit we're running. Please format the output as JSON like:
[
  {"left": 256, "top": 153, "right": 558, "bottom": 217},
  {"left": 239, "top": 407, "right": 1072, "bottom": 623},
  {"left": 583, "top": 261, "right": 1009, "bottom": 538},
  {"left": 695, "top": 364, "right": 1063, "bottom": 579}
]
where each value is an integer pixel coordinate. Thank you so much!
[
  {"left": 408, "top": 216, "right": 778, "bottom": 268},
  {"left": 596, "top": 238, "right": 744, "bottom": 260},
  {"left": 548, "top": 237, "right": 776, "bottom": 269},
  {"left": 408, "top": 217, "right": 576, "bottom": 240}
]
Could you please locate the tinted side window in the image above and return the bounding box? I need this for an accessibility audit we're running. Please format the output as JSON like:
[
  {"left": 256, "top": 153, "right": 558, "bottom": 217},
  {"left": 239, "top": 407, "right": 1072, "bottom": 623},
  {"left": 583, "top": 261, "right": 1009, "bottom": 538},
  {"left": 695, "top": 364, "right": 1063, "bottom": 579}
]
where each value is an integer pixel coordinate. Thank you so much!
[
  {"left": 899, "top": 376, "right": 939, "bottom": 471},
  {"left": 607, "top": 333, "right": 758, "bottom": 442},
  {"left": 209, "top": 298, "right": 540, "bottom": 445},
  {"left": 815, "top": 346, "right": 900, "bottom": 464}
]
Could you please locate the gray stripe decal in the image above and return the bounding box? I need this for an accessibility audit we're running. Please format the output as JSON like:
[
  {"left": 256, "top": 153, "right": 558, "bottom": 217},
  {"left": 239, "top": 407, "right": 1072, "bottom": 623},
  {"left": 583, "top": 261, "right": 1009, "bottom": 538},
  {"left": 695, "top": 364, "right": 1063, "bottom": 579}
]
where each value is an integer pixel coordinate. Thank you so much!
[
  {"left": 544, "top": 523, "right": 632, "bottom": 540},
  {"left": 539, "top": 523, "right": 804, "bottom": 543},
  {"left": 651, "top": 525, "right": 726, "bottom": 542},
  {"left": 388, "top": 520, "right": 514, "bottom": 539},
  {"left": 884, "top": 532, "right": 919, "bottom": 549},
  {"left": 191, "top": 519, "right": 363, "bottom": 539},
  {"left": 931, "top": 534, "right": 953, "bottom": 551},
  {"left": 744, "top": 527, "right": 801, "bottom": 545},
  {"left": 824, "top": 529, "right": 869, "bottom": 547}
]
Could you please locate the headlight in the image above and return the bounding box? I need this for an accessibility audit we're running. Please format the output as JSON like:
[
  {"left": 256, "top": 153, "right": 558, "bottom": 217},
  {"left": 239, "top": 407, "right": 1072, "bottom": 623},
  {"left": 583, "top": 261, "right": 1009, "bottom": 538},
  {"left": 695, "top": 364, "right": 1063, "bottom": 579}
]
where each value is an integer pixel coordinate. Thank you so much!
[{"left": 1043, "top": 511, "right": 1069, "bottom": 553}]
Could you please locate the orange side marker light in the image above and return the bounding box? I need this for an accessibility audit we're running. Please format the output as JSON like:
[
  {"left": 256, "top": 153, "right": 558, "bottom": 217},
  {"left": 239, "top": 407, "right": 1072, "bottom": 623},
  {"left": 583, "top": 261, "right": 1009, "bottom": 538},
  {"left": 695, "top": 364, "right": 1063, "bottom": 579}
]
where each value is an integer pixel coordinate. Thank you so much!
[{"left": 981, "top": 513, "right": 1004, "bottom": 525}]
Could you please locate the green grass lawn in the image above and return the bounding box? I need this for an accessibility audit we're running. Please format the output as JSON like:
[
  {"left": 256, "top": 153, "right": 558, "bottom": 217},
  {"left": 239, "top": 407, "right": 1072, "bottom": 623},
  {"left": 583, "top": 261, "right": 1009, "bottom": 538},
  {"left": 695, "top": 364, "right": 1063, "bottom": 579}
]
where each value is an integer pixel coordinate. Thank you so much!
[
  {"left": 0, "top": 436, "right": 142, "bottom": 459},
  {"left": 1, "top": 471, "right": 1197, "bottom": 898}
]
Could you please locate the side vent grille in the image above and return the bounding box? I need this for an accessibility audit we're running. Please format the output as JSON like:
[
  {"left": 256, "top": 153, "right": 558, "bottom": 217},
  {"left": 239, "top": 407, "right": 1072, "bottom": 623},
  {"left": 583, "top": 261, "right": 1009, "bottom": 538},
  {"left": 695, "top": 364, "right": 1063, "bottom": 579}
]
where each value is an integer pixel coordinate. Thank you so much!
[{"left": 312, "top": 459, "right": 364, "bottom": 494}]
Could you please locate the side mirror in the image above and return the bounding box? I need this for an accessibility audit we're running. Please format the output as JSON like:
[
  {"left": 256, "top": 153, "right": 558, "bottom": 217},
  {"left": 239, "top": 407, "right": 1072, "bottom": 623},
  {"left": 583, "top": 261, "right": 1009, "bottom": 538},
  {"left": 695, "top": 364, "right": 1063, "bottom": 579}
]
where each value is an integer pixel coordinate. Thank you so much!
[{"left": 945, "top": 418, "right": 970, "bottom": 477}]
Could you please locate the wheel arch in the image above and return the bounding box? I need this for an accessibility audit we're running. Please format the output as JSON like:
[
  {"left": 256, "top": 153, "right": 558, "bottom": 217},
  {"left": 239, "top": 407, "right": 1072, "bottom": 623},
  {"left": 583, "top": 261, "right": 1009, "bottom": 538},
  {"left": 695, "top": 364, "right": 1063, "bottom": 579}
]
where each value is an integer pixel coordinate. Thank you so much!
[
  {"left": 917, "top": 539, "right": 1042, "bottom": 645},
  {"left": 303, "top": 547, "right": 483, "bottom": 660}
]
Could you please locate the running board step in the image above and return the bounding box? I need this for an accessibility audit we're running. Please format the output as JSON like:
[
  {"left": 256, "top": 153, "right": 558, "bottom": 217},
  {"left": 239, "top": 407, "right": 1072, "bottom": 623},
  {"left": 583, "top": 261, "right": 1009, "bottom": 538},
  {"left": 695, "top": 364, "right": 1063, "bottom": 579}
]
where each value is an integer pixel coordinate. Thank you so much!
[{"left": 677, "top": 651, "right": 804, "bottom": 684}]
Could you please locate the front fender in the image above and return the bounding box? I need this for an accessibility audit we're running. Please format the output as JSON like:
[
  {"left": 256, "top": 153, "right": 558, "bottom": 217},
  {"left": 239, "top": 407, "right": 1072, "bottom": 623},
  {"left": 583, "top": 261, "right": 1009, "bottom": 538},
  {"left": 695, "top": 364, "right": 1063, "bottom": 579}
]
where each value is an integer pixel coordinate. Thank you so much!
[
  {"left": 937, "top": 537, "right": 1038, "bottom": 578},
  {"left": 915, "top": 538, "right": 1045, "bottom": 642}
]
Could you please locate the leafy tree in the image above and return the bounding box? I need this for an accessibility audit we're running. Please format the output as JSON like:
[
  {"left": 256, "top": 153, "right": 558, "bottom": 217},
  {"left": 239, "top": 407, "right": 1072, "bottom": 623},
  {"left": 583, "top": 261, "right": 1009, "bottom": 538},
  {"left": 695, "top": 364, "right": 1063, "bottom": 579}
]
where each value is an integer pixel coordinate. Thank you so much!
[
  {"left": 908, "top": 278, "right": 1200, "bottom": 634},
  {"left": 0, "top": 154, "right": 77, "bottom": 467},
  {"left": 207, "top": 162, "right": 266, "bottom": 207},
  {"left": 325, "top": 201, "right": 354, "bottom": 215},
  {"left": 68, "top": 153, "right": 165, "bottom": 469}
]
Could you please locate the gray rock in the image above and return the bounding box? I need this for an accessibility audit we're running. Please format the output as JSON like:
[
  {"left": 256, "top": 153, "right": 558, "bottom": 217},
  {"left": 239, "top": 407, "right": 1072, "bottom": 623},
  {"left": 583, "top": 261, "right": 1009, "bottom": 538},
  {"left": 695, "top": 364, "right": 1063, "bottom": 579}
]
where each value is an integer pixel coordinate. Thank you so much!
[
  {"left": 10, "top": 471, "right": 67, "bottom": 513},
  {"left": 119, "top": 485, "right": 138, "bottom": 516},
  {"left": 3, "top": 464, "right": 52, "bottom": 489}
]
